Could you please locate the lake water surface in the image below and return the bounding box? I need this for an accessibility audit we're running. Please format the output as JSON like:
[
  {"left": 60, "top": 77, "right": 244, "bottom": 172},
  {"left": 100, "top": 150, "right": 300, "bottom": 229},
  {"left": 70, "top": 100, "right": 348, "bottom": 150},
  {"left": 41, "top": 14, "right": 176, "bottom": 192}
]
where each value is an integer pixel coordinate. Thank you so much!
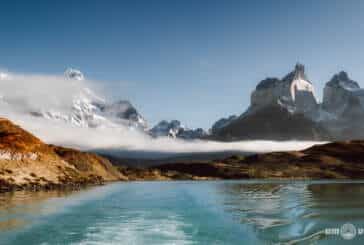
[{"left": 0, "top": 180, "right": 364, "bottom": 244}]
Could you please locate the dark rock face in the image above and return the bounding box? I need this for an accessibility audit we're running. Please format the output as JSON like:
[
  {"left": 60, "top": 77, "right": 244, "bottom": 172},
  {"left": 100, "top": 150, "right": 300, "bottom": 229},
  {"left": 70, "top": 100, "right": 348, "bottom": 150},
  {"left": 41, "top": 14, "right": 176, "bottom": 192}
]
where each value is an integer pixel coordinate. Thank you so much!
[
  {"left": 213, "top": 105, "right": 329, "bottom": 141},
  {"left": 210, "top": 115, "right": 237, "bottom": 135},
  {"left": 326, "top": 71, "right": 359, "bottom": 89},
  {"left": 322, "top": 71, "right": 360, "bottom": 114},
  {"left": 256, "top": 78, "right": 280, "bottom": 90},
  {"left": 320, "top": 71, "right": 364, "bottom": 140}
]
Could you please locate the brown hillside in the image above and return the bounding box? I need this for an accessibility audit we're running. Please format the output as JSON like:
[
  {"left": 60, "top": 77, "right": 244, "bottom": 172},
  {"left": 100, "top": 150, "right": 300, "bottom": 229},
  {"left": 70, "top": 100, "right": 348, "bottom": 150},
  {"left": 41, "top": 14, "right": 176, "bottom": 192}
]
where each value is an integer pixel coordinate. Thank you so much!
[
  {"left": 152, "top": 141, "right": 364, "bottom": 179},
  {"left": 51, "top": 146, "right": 126, "bottom": 181},
  {"left": 0, "top": 118, "right": 125, "bottom": 192},
  {"left": 0, "top": 118, "right": 47, "bottom": 152}
]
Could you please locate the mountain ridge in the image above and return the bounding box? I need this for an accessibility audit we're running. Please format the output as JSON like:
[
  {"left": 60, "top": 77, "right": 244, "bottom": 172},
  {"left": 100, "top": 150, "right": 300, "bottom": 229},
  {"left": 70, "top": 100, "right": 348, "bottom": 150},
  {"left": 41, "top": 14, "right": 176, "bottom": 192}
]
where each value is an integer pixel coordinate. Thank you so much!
[{"left": 211, "top": 64, "right": 364, "bottom": 141}]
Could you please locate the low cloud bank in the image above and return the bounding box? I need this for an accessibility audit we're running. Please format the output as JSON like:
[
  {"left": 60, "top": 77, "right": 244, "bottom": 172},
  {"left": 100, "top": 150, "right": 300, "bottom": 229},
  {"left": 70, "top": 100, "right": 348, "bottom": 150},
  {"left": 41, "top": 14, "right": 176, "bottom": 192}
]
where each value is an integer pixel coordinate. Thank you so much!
[
  {"left": 0, "top": 70, "right": 324, "bottom": 157},
  {"left": 9, "top": 113, "right": 322, "bottom": 154}
]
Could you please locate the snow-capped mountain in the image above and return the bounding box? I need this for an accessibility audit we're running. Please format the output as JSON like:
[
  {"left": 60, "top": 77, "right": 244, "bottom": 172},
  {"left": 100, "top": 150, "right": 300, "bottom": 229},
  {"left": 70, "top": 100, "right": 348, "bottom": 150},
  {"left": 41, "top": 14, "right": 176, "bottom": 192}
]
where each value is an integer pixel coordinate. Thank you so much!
[
  {"left": 30, "top": 68, "right": 148, "bottom": 130},
  {"left": 250, "top": 63, "right": 317, "bottom": 116},
  {"left": 149, "top": 120, "right": 207, "bottom": 139},
  {"left": 0, "top": 68, "right": 205, "bottom": 140},
  {"left": 97, "top": 100, "right": 148, "bottom": 129},
  {"left": 149, "top": 120, "right": 182, "bottom": 138},
  {"left": 211, "top": 64, "right": 329, "bottom": 140}
]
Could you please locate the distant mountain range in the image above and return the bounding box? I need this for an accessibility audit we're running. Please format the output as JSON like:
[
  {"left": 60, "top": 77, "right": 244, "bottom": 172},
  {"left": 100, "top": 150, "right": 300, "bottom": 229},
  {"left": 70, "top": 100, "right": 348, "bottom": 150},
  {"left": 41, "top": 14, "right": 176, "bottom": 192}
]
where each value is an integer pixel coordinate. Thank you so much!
[
  {"left": 26, "top": 69, "right": 205, "bottom": 139},
  {"left": 9, "top": 68, "right": 206, "bottom": 139},
  {"left": 2, "top": 65, "right": 364, "bottom": 141},
  {"left": 211, "top": 64, "right": 364, "bottom": 141},
  {"left": 149, "top": 120, "right": 207, "bottom": 139},
  {"left": 151, "top": 63, "right": 364, "bottom": 141}
]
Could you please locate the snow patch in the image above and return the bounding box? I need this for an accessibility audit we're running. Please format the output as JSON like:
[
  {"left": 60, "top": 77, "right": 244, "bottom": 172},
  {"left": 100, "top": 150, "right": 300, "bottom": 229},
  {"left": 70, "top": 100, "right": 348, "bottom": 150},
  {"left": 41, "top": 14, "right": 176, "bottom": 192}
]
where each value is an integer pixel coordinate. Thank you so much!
[{"left": 290, "top": 78, "right": 315, "bottom": 101}]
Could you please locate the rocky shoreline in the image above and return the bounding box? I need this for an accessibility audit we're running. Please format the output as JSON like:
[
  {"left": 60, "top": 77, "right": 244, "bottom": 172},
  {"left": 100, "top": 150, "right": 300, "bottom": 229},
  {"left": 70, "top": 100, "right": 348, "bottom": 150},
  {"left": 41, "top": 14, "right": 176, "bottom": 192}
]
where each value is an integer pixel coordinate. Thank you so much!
[{"left": 0, "top": 177, "right": 105, "bottom": 193}]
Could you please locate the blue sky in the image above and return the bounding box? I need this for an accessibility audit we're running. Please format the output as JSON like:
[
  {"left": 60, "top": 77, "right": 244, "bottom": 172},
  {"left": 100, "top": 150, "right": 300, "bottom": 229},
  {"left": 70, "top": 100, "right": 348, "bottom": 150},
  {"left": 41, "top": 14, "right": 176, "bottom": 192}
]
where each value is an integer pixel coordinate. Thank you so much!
[{"left": 1, "top": 0, "right": 364, "bottom": 129}]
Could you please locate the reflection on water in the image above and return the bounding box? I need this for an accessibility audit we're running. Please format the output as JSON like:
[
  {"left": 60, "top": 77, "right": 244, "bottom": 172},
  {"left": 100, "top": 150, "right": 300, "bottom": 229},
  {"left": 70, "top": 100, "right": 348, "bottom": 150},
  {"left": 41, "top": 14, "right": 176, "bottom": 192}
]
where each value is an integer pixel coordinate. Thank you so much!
[
  {"left": 0, "top": 181, "right": 364, "bottom": 244},
  {"left": 0, "top": 189, "right": 79, "bottom": 231},
  {"left": 218, "top": 181, "right": 364, "bottom": 244}
]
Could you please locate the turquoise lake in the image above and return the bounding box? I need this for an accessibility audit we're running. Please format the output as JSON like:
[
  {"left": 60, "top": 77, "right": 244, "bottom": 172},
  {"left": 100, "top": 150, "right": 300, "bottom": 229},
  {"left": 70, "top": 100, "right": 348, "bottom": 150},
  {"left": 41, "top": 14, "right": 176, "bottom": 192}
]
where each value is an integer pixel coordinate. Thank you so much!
[{"left": 0, "top": 180, "right": 364, "bottom": 244}]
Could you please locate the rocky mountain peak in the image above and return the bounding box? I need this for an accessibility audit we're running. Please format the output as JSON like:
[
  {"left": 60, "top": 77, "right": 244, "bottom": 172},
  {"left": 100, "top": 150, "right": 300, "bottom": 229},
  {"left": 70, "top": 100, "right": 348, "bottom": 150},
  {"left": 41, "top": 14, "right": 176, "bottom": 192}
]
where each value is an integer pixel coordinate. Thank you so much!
[
  {"left": 293, "top": 63, "right": 307, "bottom": 81},
  {"left": 322, "top": 71, "right": 362, "bottom": 117},
  {"left": 326, "top": 71, "right": 359, "bottom": 90},
  {"left": 149, "top": 120, "right": 183, "bottom": 138},
  {"left": 149, "top": 120, "right": 206, "bottom": 139},
  {"left": 250, "top": 63, "right": 316, "bottom": 114},
  {"left": 337, "top": 71, "right": 350, "bottom": 81},
  {"left": 64, "top": 68, "right": 85, "bottom": 81},
  {"left": 23, "top": 69, "right": 148, "bottom": 130}
]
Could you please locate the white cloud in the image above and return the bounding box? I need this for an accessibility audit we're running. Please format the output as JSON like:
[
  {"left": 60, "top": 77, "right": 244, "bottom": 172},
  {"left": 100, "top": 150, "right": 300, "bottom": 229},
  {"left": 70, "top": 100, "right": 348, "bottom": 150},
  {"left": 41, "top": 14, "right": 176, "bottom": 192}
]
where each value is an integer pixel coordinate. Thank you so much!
[{"left": 0, "top": 69, "right": 324, "bottom": 158}]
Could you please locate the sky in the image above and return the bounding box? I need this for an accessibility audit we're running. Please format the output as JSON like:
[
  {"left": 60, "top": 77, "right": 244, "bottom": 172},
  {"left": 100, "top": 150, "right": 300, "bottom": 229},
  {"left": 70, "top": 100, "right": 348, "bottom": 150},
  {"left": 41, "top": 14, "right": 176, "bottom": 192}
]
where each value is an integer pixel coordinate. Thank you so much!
[{"left": 1, "top": 0, "right": 364, "bottom": 129}]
